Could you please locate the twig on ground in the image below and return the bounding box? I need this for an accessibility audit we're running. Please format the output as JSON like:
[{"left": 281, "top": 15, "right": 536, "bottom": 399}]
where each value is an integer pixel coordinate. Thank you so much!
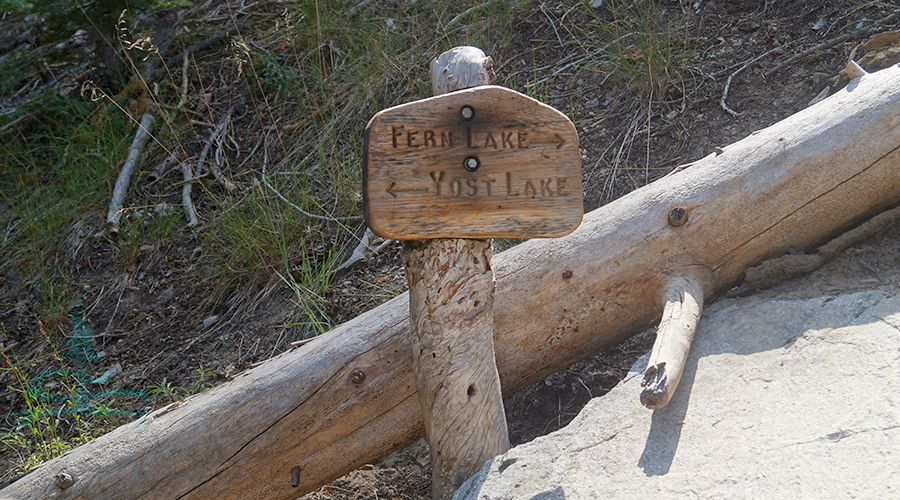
[
  {"left": 209, "top": 112, "right": 236, "bottom": 192},
  {"left": 147, "top": 155, "right": 178, "bottom": 184},
  {"left": 177, "top": 48, "right": 190, "bottom": 109},
  {"left": 524, "top": 34, "right": 628, "bottom": 89},
  {"left": 165, "top": 23, "right": 239, "bottom": 70},
  {"left": 260, "top": 132, "right": 361, "bottom": 223},
  {"left": 720, "top": 46, "right": 785, "bottom": 117},
  {"left": 446, "top": 1, "right": 496, "bottom": 29},
  {"left": 107, "top": 111, "right": 154, "bottom": 234},
  {"left": 261, "top": 178, "right": 360, "bottom": 222},
  {"left": 764, "top": 14, "right": 896, "bottom": 77},
  {"left": 349, "top": 0, "right": 376, "bottom": 16},
  {"left": 540, "top": 4, "right": 565, "bottom": 48},
  {"left": 0, "top": 112, "right": 34, "bottom": 136},
  {"left": 720, "top": 72, "right": 741, "bottom": 117},
  {"left": 181, "top": 160, "right": 199, "bottom": 227}
]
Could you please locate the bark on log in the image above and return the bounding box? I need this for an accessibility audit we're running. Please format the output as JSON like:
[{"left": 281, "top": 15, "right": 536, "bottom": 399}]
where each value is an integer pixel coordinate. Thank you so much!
[
  {"left": 3, "top": 64, "right": 900, "bottom": 500},
  {"left": 404, "top": 46, "right": 508, "bottom": 500}
]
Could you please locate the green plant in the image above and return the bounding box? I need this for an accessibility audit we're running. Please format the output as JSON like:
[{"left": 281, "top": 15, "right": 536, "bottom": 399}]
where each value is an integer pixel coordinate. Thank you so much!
[
  {"left": 581, "top": 0, "right": 694, "bottom": 93},
  {"left": 0, "top": 0, "right": 32, "bottom": 13},
  {"left": 275, "top": 229, "right": 345, "bottom": 337},
  {"left": 190, "top": 364, "right": 219, "bottom": 393},
  {"left": 146, "top": 378, "right": 184, "bottom": 403}
]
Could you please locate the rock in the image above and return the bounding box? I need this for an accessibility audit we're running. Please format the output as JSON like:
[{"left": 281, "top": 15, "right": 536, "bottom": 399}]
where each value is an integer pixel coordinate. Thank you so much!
[
  {"left": 91, "top": 363, "right": 122, "bottom": 385},
  {"left": 456, "top": 287, "right": 900, "bottom": 499},
  {"left": 584, "top": 98, "right": 599, "bottom": 110}
]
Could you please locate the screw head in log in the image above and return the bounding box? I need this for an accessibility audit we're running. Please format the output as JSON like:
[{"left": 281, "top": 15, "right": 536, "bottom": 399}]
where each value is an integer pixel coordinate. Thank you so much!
[
  {"left": 350, "top": 370, "right": 366, "bottom": 384},
  {"left": 460, "top": 105, "right": 474, "bottom": 121},
  {"left": 668, "top": 207, "right": 688, "bottom": 227}
]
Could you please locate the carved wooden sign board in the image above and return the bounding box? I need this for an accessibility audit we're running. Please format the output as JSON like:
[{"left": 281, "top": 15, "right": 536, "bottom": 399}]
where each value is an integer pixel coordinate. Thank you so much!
[{"left": 363, "top": 86, "right": 582, "bottom": 240}]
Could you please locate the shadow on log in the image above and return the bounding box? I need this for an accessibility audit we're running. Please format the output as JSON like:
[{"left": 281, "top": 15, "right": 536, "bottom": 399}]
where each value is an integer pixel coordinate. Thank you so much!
[{"left": 3, "top": 63, "right": 900, "bottom": 499}]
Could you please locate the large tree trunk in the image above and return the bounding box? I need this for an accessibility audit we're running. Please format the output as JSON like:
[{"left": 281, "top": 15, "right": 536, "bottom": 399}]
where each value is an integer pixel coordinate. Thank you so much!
[{"left": 4, "top": 64, "right": 900, "bottom": 500}]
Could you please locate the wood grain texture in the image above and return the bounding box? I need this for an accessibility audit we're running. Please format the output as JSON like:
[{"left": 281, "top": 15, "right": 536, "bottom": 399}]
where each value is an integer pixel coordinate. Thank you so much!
[
  {"left": 363, "top": 86, "right": 582, "bottom": 240},
  {"left": 3, "top": 64, "right": 900, "bottom": 500},
  {"left": 402, "top": 46, "right": 509, "bottom": 500},
  {"left": 430, "top": 46, "right": 495, "bottom": 95},
  {"left": 640, "top": 273, "right": 707, "bottom": 409},
  {"left": 403, "top": 239, "right": 509, "bottom": 497}
]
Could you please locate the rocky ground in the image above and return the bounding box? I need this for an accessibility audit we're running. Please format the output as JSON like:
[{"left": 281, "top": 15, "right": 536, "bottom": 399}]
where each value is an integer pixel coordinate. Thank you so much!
[{"left": 0, "top": 0, "right": 898, "bottom": 498}]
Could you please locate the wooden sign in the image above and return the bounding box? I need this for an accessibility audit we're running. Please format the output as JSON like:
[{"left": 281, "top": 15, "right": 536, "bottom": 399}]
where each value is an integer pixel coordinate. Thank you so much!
[{"left": 363, "top": 85, "right": 582, "bottom": 240}]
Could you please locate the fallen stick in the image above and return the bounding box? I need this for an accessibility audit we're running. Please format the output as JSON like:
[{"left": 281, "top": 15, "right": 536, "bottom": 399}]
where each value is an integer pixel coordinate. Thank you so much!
[
  {"left": 164, "top": 23, "right": 239, "bottom": 71},
  {"left": 106, "top": 111, "right": 154, "bottom": 234},
  {"left": 181, "top": 160, "right": 199, "bottom": 227},
  {"left": 209, "top": 112, "right": 236, "bottom": 192},
  {"left": 4, "top": 63, "right": 900, "bottom": 500},
  {"left": 764, "top": 14, "right": 896, "bottom": 77}
]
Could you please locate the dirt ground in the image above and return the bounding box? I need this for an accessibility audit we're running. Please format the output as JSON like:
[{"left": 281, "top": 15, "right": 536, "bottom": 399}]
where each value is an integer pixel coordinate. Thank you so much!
[{"left": 1, "top": 0, "right": 899, "bottom": 498}]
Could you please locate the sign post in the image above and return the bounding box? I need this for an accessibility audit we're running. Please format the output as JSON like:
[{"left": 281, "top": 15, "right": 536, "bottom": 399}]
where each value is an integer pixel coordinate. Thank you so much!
[{"left": 363, "top": 46, "right": 582, "bottom": 499}]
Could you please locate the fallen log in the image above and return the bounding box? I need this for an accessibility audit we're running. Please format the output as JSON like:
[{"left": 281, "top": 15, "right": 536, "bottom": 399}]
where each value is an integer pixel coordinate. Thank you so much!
[{"left": 4, "top": 63, "right": 900, "bottom": 500}]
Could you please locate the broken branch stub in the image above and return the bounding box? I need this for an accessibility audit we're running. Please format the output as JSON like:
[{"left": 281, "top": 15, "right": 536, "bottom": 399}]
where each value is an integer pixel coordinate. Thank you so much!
[{"left": 641, "top": 273, "right": 708, "bottom": 409}]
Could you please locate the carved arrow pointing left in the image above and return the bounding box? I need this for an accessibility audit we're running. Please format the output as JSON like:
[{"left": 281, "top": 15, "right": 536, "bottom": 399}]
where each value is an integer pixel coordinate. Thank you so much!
[{"left": 386, "top": 182, "right": 429, "bottom": 198}]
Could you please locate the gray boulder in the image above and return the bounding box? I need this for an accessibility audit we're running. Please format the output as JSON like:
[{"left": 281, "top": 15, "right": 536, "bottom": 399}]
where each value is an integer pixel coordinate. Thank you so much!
[{"left": 456, "top": 286, "right": 900, "bottom": 499}]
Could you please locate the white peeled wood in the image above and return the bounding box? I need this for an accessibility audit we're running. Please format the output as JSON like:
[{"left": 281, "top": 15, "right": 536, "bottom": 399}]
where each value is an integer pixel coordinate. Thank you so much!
[
  {"left": 403, "top": 238, "right": 509, "bottom": 499},
  {"left": 640, "top": 273, "right": 707, "bottom": 409},
  {"left": 3, "top": 64, "right": 900, "bottom": 500},
  {"left": 107, "top": 111, "right": 153, "bottom": 232},
  {"left": 430, "top": 46, "right": 495, "bottom": 96}
]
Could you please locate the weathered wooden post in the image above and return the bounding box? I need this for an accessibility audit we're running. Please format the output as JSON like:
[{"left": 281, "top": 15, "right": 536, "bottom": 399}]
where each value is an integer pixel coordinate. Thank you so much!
[{"left": 363, "top": 46, "right": 582, "bottom": 499}]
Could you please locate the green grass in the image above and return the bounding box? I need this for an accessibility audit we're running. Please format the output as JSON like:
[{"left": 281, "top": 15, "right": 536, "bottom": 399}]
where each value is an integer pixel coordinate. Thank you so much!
[
  {"left": 0, "top": 317, "right": 147, "bottom": 476},
  {"left": 579, "top": 0, "right": 694, "bottom": 93},
  {"left": 1, "top": 95, "right": 130, "bottom": 327},
  {"left": 0, "top": 0, "right": 531, "bottom": 474}
]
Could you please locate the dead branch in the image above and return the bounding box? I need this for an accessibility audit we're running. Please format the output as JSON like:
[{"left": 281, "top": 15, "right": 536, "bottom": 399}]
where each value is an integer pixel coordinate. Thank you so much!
[
  {"left": 181, "top": 161, "right": 199, "bottom": 226},
  {"left": 165, "top": 23, "right": 239, "bottom": 70},
  {"left": 259, "top": 133, "right": 361, "bottom": 223},
  {"left": 209, "top": 112, "right": 236, "bottom": 192},
  {"left": 720, "top": 44, "right": 791, "bottom": 117},
  {"left": 107, "top": 111, "right": 154, "bottom": 234},
  {"left": 446, "top": 2, "right": 497, "bottom": 29},
  {"left": 147, "top": 155, "right": 178, "bottom": 184},
  {"left": 765, "top": 14, "right": 896, "bottom": 77}
]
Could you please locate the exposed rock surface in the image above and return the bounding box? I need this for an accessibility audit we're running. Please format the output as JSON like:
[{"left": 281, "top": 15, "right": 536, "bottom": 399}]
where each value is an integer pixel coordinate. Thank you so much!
[{"left": 456, "top": 222, "right": 900, "bottom": 500}]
